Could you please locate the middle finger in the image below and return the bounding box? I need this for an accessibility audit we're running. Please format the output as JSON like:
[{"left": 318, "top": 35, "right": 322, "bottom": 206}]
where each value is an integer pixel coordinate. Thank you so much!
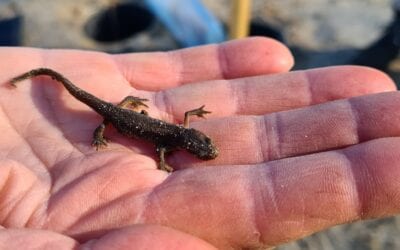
[
  {"left": 155, "top": 66, "right": 395, "bottom": 122},
  {"left": 171, "top": 91, "right": 400, "bottom": 167}
]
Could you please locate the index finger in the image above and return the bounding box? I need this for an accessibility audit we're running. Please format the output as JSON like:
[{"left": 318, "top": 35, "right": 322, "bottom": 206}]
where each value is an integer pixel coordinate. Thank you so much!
[
  {"left": 113, "top": 37, "right": 294, "bottom": 90},
  {"left": 0, "top": 37, "right": 292, "bottom": 93}
]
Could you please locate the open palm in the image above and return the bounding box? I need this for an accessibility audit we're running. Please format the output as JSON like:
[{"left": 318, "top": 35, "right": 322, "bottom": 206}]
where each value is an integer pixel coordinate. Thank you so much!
[{"left": 1, "top": 38, "right": 399, "bottom": 249}]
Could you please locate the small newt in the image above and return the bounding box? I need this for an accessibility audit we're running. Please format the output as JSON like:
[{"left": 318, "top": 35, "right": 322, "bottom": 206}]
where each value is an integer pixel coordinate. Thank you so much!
[{"left": 10, "top": 68, "right": 218, "bottom": 172}]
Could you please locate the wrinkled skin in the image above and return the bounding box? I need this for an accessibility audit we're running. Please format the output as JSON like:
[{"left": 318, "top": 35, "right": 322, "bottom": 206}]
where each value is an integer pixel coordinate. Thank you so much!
[{"left": 0, "top": 37, "right": 399, "bottom": 249}]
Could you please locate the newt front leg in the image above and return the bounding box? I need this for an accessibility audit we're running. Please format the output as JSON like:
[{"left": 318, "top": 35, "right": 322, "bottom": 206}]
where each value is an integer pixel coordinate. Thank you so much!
[{"left": 183, "top": 105, "right": 211, "bottom": 128}]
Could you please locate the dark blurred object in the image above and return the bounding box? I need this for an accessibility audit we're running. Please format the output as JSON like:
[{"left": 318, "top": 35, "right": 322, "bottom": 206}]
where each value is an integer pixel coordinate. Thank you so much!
[
  {"left": 85, "top": 1, "right": 154, "bottom": 43},
  {"left": 81, "top": 0, "right": 178, "bottom": 53},
  {"left": 0, "top": 3, "right": 21, "bottom": 46},
  {"left": 0, "top": 16, "right": 21, "bottom": 45},
  {"left": 351, "top": 2, "right": 400, "bottom": 70},
  {"left": 249, "top": 19, "right": 285, "bottom": 43}
]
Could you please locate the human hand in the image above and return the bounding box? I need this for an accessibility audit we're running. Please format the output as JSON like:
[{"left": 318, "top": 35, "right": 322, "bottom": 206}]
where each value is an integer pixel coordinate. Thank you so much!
[{"left": 0, "top": 37, "right": 398, "bottom": 249}]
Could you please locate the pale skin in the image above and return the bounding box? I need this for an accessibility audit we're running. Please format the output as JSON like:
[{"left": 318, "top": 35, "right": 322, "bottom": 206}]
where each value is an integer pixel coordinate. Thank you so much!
[{"left": 0, "top": 37, "right": 399, "bottom": 249}]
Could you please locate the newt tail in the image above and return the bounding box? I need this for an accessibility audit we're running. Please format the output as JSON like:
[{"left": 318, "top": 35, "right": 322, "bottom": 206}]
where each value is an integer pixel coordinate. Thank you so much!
[{"left": 10, "top": 68, "right": 115, "bottom": 117}]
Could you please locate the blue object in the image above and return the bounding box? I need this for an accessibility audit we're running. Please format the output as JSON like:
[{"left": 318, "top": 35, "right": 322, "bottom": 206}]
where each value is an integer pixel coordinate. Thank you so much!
[{"left": 144, "top": 0, "right": 226, "bottom": 47}]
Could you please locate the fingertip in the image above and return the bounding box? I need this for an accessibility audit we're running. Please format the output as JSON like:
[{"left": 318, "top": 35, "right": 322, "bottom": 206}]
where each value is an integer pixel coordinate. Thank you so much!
[
  {"left": 219, "top": 37, "right": 294, "bottom": 78},
  {"left": 349, "top": 65, "right": 397, "bottom": 92},
  {"left": 253, "top": 37, "right": 294, "bottom": 73},
  {"left": 307, "top": 65, "right": 397, "bottom": 104}
]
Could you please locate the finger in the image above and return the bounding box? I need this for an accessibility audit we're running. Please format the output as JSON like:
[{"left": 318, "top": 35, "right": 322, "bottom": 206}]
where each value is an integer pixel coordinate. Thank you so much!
[
  {"left": 113, "top": 37, "right": 293, "bottom": 90},
  {"left": 170, "top": 91, "right": 400, "bottom": 167},
  {"left": 49, "top": 138, "right": 400, "bottom": 249},
  {"left": 142, "top": 137, "right": 400, "bottom": 249},
  {"left": 0, "top": 229, "right": 78, "bottom": 249},
  {"left": 156, "top": 66, "right": 395, "bottom": 121},
  {"left": 0, "top": 37, "right": 292, "bottom": 92},
  {"left": 83, "top": 225, "right": 217, "bottom": 250}
]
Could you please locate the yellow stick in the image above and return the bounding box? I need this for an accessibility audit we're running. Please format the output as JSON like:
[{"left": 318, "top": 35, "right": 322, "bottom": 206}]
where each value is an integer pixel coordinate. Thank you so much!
[{"left": 229, "top": 0, "right": 252, "bottom": 39}]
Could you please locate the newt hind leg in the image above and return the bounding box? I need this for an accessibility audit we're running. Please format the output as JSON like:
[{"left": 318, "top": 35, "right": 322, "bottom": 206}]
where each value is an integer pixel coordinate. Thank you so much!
[
  {"left": 157, "top": 147, "right": 174, "bottom": 172},
  {"left": 184, "top": 105, "right": 211, "bottom": 128},
  {"left": 92, "top": 121, "right": 109, "bottom": 150},
  {"left": 91, "top": 96, "right": 149, "bottom": 150}
]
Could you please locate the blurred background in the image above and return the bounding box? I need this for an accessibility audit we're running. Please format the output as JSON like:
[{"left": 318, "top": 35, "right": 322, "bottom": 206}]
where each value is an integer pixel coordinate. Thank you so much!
[{"left": 0, "top": 0, "right": 399, "bottom": 249}]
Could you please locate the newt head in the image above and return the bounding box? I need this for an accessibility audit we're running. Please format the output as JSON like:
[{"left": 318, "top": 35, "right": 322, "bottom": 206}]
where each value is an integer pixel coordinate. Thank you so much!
[{"left": 183, "top": 128, "right": 219, "bottom": 160}]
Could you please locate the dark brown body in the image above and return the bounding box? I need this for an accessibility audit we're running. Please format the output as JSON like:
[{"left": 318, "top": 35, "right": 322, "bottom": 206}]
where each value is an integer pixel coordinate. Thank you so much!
[
  {"left": 101, "top": 104, "right": 217, "bottom": 159},
  {"left": 10, "top": 68, "right": 218, "bottom": 171}
]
